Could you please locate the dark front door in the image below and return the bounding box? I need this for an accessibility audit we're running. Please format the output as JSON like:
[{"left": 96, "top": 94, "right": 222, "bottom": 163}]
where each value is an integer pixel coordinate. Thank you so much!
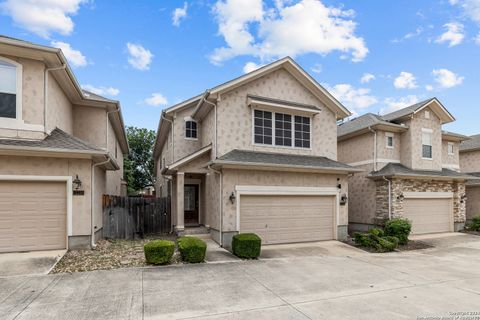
[{"left": 184, "top": 184, "right": 199, "bottom": 225}]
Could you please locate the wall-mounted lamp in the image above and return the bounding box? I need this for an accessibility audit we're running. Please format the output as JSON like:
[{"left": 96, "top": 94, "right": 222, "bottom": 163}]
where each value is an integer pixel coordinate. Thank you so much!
[
  {"left": 229, "top": 192, "right": 236, "bottom": 204},
  {"left": 337, "top": 178, "right": 342, "bottom": 190},
  {"left": 73, "top": 175, "right": 82, "bottom": 190},
  {"left": 340, "top": 194, "right": 348, "bottom": 205},
  {"left": 397, "top": 193, "right": 405, "bottom": 201}
]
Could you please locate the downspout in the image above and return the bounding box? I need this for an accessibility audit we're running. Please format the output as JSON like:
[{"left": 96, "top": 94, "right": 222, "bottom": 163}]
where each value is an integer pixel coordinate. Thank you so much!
[
  {"left": 161, "top": 112, "right": 174, "bottom": 163},
  {"left": 201, "top": 92, "right": 218, "bottom": 158},
  {"left": 44, "top": 64, "right": 67, "bottom": 134},
  {"left": 91, "top": 156, "right": 112, "bottom": 248},
  {"left": 368, "top": 126, "right": 377, "bottom": 171},
  {"left": 163, "top": 174, "right": 174, "bottom": 233},
  {"left": 383, "top": 176, "right": 392, "bottom": 220},
  {"left": 208, "top": 164, "right": 223, "bottom": 246},
  {"left": 106, "top": 106, "right": 120, "bottom": 152}
]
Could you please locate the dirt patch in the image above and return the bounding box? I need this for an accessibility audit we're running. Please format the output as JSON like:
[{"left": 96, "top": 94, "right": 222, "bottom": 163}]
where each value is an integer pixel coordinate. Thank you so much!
[
  {"left": 51, "top": 235, "right": 179, "bottom": 274},
  {"left": 342, "top": 237, "right": 433, "bottom": 253}
]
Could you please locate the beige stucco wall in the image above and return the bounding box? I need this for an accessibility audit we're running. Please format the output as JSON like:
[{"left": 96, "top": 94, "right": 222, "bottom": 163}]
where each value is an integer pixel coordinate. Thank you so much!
[
  {"left": 460, "top": 150, "right": 480, "bottom": 173},
  {"left": 0, "top": 155, "right": 94, "bottom": 236},
  {"left": 47, "top": 75, "right": 73, "bottom": 133},
  {"left": 338, "top": 132, "right": 373, "bottom": 164},
  {"left": 377, "top": 130, "right": 401, "bottom": 161},
  {"left": 441, "top": 140, "right": 460, "bottom": 170},
  {"left": 216, "top": 69, "right": 337, "bottom": 159},
  {"left": 201, "top": 107, "right": 216, "bottom": 160},
  {"left": 346, "top": 164, "right": 376, "bottom": 225},
  {"left": 466, "top": 186, "right": 480, "bottom": 220},
  {"left": 172, "top": 106, "right": 202, "bottom": 162},
  {"left": 20, "top": 57, "right": 45, "bottom": 126},
  {"left": 221, "top": 169, "right": 349, "bottom": 232},
  {"left": 73, "top": 105, "right": 106, "bottom": 149}
]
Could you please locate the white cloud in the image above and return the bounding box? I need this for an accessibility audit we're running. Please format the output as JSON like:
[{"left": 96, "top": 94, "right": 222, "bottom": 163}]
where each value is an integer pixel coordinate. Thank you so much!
[
  {"left": 126, "top": 43, "right": 153, "bottom": 71},
  {"left": 449, "top": 0, "right": 480, "bottom": 24},
  {"left": 144, "top": 93, "right": 168, "bottom": 106},
  {"left": 392, "top": 27, "right": 423, "bottom": 43},
  {"left": 425, "top": 84, "right": 434, "bottom": 91},
  {"left": 0, "top": 0, "right": 86, "bottom": 38},
  {"left": 475, "top": 32, "right": 480, "bottom": 45},
  {"left": 432, "top": 68, "right": 464, "bottom": 88},
  {"left": 51, "top": 41, "right": 87, "bottom": 67},
  {"left": 360, "top": 73, "right": 375, "bottom": 83},
  {"left": 210, "top": 0, "right": 368, "bottom": 64},
  {"left": 380, "top": 95, "right": 419, "bottom": 115},
  {"left": 394, "top": 72, "right": 418, "bottom": 89},
  {"left": 82, "top": 84, "right": 120, "bottom": 97},
  {"left": 243, "top": 61, "right": 264, "bottom": 73},
  {"left": 435, "top": 22, "right": 465, "bottom": 47},
  {"left": 172, "top": 2, "right": 188, "bottom": 27},
  {"left": 327, "top": 84, "right": 377, "bottom": 113},
  {"left": 311, "top": 63, "right": 322, "bottom": 74}
]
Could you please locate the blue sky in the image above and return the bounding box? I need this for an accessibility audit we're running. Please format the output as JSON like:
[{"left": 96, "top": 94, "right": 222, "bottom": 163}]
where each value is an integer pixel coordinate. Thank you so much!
[{"left": 0, "top": 0, "right": 479, "bottom": 134}]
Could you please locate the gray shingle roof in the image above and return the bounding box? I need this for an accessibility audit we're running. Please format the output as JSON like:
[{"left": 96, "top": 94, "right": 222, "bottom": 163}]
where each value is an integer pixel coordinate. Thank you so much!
[
  {"left": 0, "top": 128, "right": 103, "bottom": 152},
  {"left": 214, "top": 149, "right": 360, "bottom": 172},
  {"left": 368, "top": 163, "right": 478, "bottom": 180},
  {"left": 381, "top": 98, "right": 434, "bottom": 122},
  {"left": 465, "top": 172, "right": 480, "bottom": 186},
  {"left": 337, "top": 113, "right": 402, "bottom": 137},
  {"left": 460, "top": 134, "right": 480, "bottom": 152}
]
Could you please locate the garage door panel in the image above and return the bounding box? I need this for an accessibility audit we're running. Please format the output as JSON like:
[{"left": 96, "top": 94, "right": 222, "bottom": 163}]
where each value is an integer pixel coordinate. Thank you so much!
[
  {"left": 240, "top": 195, "right": 335, "bottom": 245},
  {"left": 0, "top": 181, "right": 66, "bottom": 253},
  {"left": 403, "top": 198, "right": 452, "bottom": 234}
]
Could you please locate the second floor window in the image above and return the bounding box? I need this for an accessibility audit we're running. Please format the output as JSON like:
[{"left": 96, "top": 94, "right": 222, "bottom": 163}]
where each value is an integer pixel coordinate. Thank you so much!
[
  {"left": 422, "top": 130, "right": 432, "bottom": 159},
  {"left": 0, "top": 60, "right": 17, "bottom": 119},
  {"left": 386, "top": 133, "right": 394, "bottom": 148},
  {"left": 448, "top": 142, "right": 454, "bottom": 155},
  {"left": 254, "top": 109, "right": 310, "bottom": 149},
  {"left": 185, "top": 120, "right": 197, "bottom": 139}
]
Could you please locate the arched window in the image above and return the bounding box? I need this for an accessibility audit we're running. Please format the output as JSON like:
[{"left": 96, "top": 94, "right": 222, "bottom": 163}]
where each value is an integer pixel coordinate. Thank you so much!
[{"left": 0, "top": 57, "right": 21, "bottom": 120}]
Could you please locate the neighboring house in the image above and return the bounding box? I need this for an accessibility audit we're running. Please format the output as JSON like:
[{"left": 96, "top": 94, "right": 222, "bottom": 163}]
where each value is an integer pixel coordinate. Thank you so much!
[
  {"left": 153, "top": 57, "right": 360, "bottom": 248},
  {"left": 459, "top": 135, "right": 480, "bottom": 221},
  {"left": 337, "top": 98, "right": 475, "bottom": 235},
  {"left": 0, "top": 36, "right": 129, "bottom": 252}
]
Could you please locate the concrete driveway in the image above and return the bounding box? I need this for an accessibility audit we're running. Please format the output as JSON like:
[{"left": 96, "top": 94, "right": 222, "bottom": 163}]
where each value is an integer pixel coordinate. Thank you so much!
[
  {"left": 2, "top": 233, "right": 480, "bottom": 320},
  {"left": 0, "top": 250, "right": 65, "bottom": 278}
]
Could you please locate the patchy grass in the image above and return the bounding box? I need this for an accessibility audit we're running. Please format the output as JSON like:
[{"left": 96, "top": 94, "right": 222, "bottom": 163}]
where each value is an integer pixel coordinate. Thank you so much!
[{"left": 51, "top": 235, "right": 179, "bottom": 274}]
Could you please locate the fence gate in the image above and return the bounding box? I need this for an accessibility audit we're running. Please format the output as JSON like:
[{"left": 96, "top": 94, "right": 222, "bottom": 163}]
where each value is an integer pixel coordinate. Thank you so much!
[{"left": 102, "top": 195, "right": 171, "bottom": 239}]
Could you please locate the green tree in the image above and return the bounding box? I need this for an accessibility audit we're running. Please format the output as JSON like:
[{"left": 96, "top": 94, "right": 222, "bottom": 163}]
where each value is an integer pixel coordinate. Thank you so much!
[{"left": 124, "top": 126, "right": 156, "bottom": 194}]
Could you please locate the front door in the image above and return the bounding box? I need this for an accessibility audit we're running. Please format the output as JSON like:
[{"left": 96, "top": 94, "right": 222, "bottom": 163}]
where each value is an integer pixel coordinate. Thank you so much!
[{"left": 184, "top": 184, "right": 199, "bottom": 225}]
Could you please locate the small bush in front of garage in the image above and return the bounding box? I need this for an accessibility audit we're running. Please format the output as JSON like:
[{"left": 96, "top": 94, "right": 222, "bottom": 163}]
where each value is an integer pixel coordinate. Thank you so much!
[
  {"left": 384, "top": 218, "right": 412, "bottom": 245},
  {"left": 177, "top": 236, "right": 207, "bottom": 263},
  {"left": 467, "top": 215, "right": 480, "bottom": 231},
  {"left": 144, "top": 240, "right": 175, "bottom": 265},
  {"left": 232, "top": 233, "right": 262, "bottom": 259},
  {"left": 353, "top": 229, "right": 399, "bottom": 252}
]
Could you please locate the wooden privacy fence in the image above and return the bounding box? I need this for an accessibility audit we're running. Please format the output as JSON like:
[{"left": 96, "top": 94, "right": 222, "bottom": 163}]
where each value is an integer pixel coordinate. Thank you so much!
[{"left": 102, "top": 195, "right": 171, "bottom": 239}]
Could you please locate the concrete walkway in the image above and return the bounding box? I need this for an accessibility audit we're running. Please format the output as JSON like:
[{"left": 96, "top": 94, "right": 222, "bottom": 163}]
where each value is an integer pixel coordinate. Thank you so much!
[{"left": 2, "top": 233, "right": 480, "bottom": 319}]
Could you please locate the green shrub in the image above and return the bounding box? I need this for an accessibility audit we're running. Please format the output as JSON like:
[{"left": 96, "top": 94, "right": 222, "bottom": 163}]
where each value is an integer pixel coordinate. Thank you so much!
[
  {"left": 353, "top": 232, "right": 399, "bottom": 252},
  {"left": 384, "top": 218, "right": 412, "bottom": 245},
  {"left": 353, "top": 232, "right": 374, "bottom": 247},
  {"left": 177, "top": 237, "right": 207, "bottom": 263},
  {"left": 368, "top": 228, "right": 385, "bottom": 237},
  {"left": 378, "top": 236, "right": 399, "bottom": 252},
  {"left": 468, "top": 215, "right": 480, "bottom": 231},
  {"left": 144, "top": 240, "right": 175, "bottom": 265},
  {"left": 232, "top": 233, "right": 262, "bottom": 259}
]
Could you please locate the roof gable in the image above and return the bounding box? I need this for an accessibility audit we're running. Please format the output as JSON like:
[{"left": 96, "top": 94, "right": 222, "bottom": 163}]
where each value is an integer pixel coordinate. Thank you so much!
[{"left": 382, "top": 98, "right": 455, "bottom": 124}]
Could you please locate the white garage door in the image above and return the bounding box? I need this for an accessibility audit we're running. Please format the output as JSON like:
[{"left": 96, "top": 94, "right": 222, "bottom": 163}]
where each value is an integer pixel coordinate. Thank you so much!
[
  {"left": 240, "top": 195, "right": 335, "bottom": 245},
  {"left": 403, "top": 197, "right": 453, "bottom": 234},
  {"left": 0, "top": 181, "right": 67, "bottom": 253}
]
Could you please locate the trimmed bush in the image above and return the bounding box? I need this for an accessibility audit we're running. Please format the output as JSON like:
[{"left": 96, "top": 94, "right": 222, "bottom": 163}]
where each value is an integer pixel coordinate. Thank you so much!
[
  {"left": 368, "top": 228, "right": 385, "bottom": 237},
  {"left": 468, "top": 215, "right": 480, "bottom": 231},
  {"left": 144, "top": 240, "right": 175, "bottom": 265},
  {"left": 177, "top": 237, "right": 207, "bottom": 263},
  {"left": 384, "top": 218, "right": 412, "bottom": 245},
  {"left": 232, "top": 233, "right": 262, "bottom": 259},
  {"left": 353, "top": 231, "right": 399, "bottom": 252}
]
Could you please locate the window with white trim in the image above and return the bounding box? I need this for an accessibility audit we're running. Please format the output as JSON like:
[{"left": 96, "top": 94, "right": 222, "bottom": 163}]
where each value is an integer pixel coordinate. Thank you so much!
[
  {"left": 254, "top": 110, "right": 273, "bottom": 145},
  {"left": 448, "top": 142, "right": 454, "bottom": 155},
  {"left": 254, "top": 109, "right": 311, "bottom": 149},
  {"left": 185, "top": 120, "right": 197, "bottom": 139},
  {"left": 424, "top": 110, "right": 430, "bottom": 119},
  {"left": 0, "top": 60, "right": 18, "bottom": 119},
  {"left": 422, "top": 130, "right": 432, "bottom": 159},
  {"left": 386, "top": 132, "right": 394, "bottom": 148}
]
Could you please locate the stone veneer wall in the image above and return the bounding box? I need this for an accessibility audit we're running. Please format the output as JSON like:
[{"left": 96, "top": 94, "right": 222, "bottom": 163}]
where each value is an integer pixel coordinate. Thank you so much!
[{"left": 374, "top": 178, "right": 466, "bottom": 225}]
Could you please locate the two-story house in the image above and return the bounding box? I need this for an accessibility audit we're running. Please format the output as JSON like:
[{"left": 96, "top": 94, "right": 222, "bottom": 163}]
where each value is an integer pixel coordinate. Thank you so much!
[
  {"left": 459, "top": 135, "right": 480, "bottom": 221},
  {"left": 153, "top": 57, "right": 360, "bottom": 248},
  {"left": 338, "top": 98, "right": 475, "bottom": 235},
  {"left": 0, "top": 36, "right": 129, "bottom": 252}
]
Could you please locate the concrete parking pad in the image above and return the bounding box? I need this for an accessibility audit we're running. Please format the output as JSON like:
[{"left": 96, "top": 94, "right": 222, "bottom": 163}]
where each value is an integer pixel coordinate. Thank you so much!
[
  {"left": 2, "top": 234, "right": 480, "bottom": 320},
  {"left": 259, "top": 240, "right": 364, "bottom": 259},
  {"left": 204, "top": 239, "right": 240, "bottom": 263},
  {"left": 0, "top": 250, "right": 65, "bottom": 277}
]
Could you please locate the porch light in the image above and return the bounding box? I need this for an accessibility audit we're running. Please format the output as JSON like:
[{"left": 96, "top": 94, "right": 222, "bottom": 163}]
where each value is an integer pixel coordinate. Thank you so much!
[
  {"left": 73, "top": 175, "right": 82, "bottom": 190},
  {"left": 229, "top": 192, "right": 236, "bottom": 204},
  {"left": 397, "top": 193, "right": 404, "bottom": 201}
]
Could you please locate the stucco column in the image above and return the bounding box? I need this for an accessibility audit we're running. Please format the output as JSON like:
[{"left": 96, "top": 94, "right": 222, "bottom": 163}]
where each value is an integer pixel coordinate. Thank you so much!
[{"left": 176, "top": 172, "right": 185, "bottom": 231}]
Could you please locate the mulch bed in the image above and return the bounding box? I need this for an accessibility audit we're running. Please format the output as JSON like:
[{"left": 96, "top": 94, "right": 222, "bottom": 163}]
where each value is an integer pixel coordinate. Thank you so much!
[
  {"left": 51, "top": 235, "right": 180, "bottom": 274},
  {"left": 343, "top": 237, "right": 433, "bottom": 253}
]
